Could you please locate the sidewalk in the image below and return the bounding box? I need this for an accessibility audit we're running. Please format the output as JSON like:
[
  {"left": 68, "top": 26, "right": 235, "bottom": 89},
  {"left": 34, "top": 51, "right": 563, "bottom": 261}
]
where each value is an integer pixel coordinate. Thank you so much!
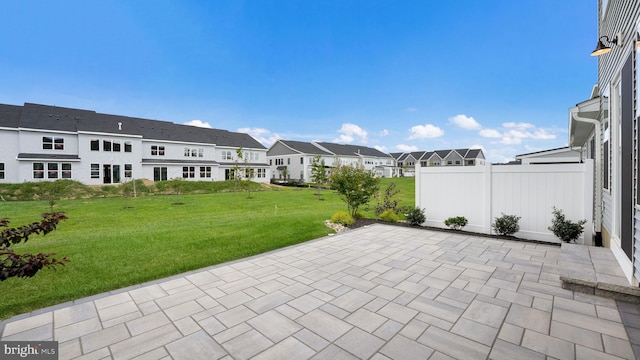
[{"left": 1, "top": 224, "right": 638, "bottom": 359}]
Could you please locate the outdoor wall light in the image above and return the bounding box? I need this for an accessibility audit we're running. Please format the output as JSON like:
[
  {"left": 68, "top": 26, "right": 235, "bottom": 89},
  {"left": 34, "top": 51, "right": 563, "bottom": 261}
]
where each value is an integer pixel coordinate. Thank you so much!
[{"left": 591, "top": 33, "right": 623, "bottom": 56}]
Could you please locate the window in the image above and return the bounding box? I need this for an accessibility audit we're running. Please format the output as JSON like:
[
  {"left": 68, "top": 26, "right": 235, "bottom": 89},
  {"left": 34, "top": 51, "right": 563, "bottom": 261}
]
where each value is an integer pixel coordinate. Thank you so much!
[
  {"left": 467, "top": 160, "right": 475, "bottom": 166},
  {"left": 124, "top": 164, "right": 132, "bottom": 178},
  {"left": 198, "top": 148, "right": 204, "bottom": 158},
  {"left": 287, "top": 158, "right": 290, "bottom": 165},
  {"left": 42, "top": 137, "right": 64, "bottom": 150},
  {"left": 0, "top": 163, "right": 4, "bottom": 179},
  {"left": 113, "top": 141, "right": 121, "bottom": 152},
  {"left": 154, "top": 167, "right": 167, "bottom": 181},
  {"left": 447, "top": 160, "right": 453, "bottom": 165},
  {"left": 33, "top": 163, "right": 44, "bottom": 179},
  {"left": 200, "top": 166, "right": 212, "bottom": 178},
  {"left": 300, "top": 157, "right": 304, "bottom": 164},
  {"left": 257, "top": 168, "right": 266, "bottom": 178},
  {"left": 222, "top": 151, "right": 233, "bottom": 160},
  {"left": 124, "top": 141, "right": 132, "bottom": 152},
  {"left": 47, "top": 163, "right": 58, "bottom": 179},
  {"left": 91, "top": 164, "right": 100, "bottom": 178},
  {"left": 151, "top": 145, "right": 165, "bottom": 156},
  {"left": 61, "top": 163, "right": 72, "bottom": 178},
  {"left": 103, "top": 140, "right": 112, "bottom": 152},
  {"left": 43, "top": 137, "right": 52, "bottom": 149},
  {"left": 455, "top": 160, "right": 461, "bottom": 165},
  {"left": 91, "top": 139, "right": 99, "bottom": 151},
  {"left": 269, "top": 159, "right": 272, "bottom": 166},
  {"left": 182, "top": 166, "right": 195, "bottom": 178},
  {"left": 604, "top": 121, "right": 610, "bottom": 190}
]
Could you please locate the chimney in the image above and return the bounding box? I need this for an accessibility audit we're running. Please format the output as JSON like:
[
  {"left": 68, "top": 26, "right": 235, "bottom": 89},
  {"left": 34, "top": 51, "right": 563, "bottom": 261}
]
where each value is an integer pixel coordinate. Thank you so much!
[{"left": 118, "top": 122, "right": 122, "bottom": 131}]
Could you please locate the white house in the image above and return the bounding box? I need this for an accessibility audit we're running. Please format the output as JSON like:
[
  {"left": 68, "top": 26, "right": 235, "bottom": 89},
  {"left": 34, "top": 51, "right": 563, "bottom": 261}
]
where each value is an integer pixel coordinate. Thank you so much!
[
  {"left": 515, "top": 147, "right": 583, "bottom": 165},
  {"left": 0, "top": 103, "right": 270, "bottom": 185},
  {"left": 568, "top": 0, "right": 640, "bottom": 284},
  {"left": 267, "top": 140, "right": 395, "bottom": 181}
]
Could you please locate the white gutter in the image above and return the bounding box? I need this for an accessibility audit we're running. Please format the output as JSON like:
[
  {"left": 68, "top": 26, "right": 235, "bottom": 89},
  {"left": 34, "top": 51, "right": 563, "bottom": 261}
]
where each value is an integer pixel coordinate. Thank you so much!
[{"left": 570, "top": 108, "right": 602, "bottom": 233}]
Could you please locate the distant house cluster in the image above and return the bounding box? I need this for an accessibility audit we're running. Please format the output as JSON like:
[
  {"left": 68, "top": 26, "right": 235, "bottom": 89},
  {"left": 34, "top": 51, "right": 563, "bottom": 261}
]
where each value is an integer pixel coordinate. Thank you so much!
[
  {"left": 391, "top": 149, "right": 486, "bottom": 177},
  {"left": 267, "top": 140, "right": 395, "bottom": 181},
  {"left": 0, "top": 102, "right": 486, "bottom": 185},
  {"left": 0, "top": 103, "right": 269, "bottom": 185}
]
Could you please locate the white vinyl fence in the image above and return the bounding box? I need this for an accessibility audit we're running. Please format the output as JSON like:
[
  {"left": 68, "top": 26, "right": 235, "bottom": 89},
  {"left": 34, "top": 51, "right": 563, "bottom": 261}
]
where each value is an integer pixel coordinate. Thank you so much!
[{"left": 415, "top": 160, "right": 594, "bottom": 244}]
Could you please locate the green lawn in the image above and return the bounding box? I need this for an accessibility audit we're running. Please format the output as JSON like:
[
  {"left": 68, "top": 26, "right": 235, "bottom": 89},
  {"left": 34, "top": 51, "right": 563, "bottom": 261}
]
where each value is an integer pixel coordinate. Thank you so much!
[{"left": 0, "top": 177, "right": 414, "bottom": 320}]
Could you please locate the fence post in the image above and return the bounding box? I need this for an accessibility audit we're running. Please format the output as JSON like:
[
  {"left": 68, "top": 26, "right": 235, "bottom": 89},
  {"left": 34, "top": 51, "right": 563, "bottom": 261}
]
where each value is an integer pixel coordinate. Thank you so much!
[
  {"left": 483, "top": 164, "right": 492, "bottom": 234},
  {"left": 415, "top": 163, "right": 421, "bottom": 212}
]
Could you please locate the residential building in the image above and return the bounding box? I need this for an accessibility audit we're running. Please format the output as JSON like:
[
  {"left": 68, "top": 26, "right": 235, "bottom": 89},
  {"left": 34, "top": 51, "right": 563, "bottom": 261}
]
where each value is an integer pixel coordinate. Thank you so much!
[
  {"left": 267, "top": 140, "right": 395, "bottom": 181},
  {"left": 569, "top": 0, "right": 640, "bottom": 284},
  {"left": 515, "top": 147, "right": 582, "bottom": 165},
  {"left": 0, "top": 103, "right": 269, "bottom": 185},
  {"left": 393, "top": 148, "right": 485, "bottom": 176}
]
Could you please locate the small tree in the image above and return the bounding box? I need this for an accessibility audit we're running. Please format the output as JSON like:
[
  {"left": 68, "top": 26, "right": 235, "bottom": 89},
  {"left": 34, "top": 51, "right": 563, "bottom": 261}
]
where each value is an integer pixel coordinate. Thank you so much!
[
  {"left": 405, "top": 207, "right": 426, "bottom": 226},
  {"left": 374, "top": 182, "right": 400, "bottom": 216},
  {"left": 39, "top": 180, "right": 72, "bottom": 211},
  {"left": 311, "top": 155, "right": 328, "bottom": 185},
  {"left": 0, "top": 212, "right": 69, "bottom": 280},
  {"left": 329, "top": 165, "right": 379, "bottom": 217},
  {"left": 548, "top": 207, "right": 586, "bottom": 243},
  {"left": 167, "top": 178, "right": 186, "bottom": 204}
]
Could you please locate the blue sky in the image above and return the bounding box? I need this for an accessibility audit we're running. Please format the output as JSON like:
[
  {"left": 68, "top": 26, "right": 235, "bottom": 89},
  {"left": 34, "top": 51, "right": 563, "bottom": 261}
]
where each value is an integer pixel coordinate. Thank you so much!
[{"left": 1, "top": 1, "right": 596, "bottom": 162}]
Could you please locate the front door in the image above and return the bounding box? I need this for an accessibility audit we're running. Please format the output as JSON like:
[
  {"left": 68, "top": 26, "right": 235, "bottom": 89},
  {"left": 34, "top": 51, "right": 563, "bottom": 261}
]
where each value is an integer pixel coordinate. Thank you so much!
[{"left": 103, "top": 165, "right": 111, "bottom": 184}]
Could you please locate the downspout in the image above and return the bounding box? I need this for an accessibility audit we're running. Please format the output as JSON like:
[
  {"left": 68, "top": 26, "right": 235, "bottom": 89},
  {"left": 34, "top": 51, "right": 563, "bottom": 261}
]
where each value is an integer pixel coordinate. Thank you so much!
[{"left": 571, "top": 108, "right": 602, "bottom": 244}]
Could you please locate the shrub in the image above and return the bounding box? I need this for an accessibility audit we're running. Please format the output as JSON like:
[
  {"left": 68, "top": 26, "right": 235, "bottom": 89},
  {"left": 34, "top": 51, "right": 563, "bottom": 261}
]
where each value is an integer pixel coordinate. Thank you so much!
[
  {"left": 405, "top": 207, "right": 426, "bottom": 226},
  {"left": 331, "top": 210, "right": 354, "bottom": 226},
  {"left": 548, "top": 207, "right": 586, "bottom": 243},
  {"left": 379, "top": 209, "right": 399, "bottom": 223},
  {"left": 353, "top": 211, "right": 364, "bottom": 219},
  {"left": 1, "top": 212, "right": 69, "bottom": 280},
  {"left": 492, "top": 213, "right": 521, "bottom": 236},
  {"left": 444, "top": 216, "right": 468, "bottom": 230},
  {"left": 374, "top": 182, "right": 400, "bottom": 216}
]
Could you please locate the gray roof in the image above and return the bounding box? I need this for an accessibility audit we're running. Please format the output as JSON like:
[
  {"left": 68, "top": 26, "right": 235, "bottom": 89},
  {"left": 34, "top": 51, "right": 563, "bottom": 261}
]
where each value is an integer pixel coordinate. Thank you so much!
[
  {"left": 279, "top": 140, "right": 332, "bottom": 155},
  {"left": 465, "top": 148, "right": 484, "bottom": 159},
  {"left": 2, "top": 103, "right": 265, "bottom": 149},
  {"left": 314, "top": 142, "right": 391, "bottom": 158},
  {"left": 410, "top": 151, "right": 427, "bottom": 160},
  {"left": 0, "top": 104, "right": 23, "bottom": 128},
  {"left": 434, "top": 150, "right": 450, "bottom": 159},
  {"left": 389, "top": 152, "right": 404, "bottom": 160}
]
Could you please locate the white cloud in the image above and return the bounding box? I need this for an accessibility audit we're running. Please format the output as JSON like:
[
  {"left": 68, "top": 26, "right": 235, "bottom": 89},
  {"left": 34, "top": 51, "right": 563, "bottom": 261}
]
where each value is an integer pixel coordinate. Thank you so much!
[
  {"left": 333, "top": 123, "right": 368, "bottom": 144},
  {"left": 380, "top": 129, "right": 389, "bottom": 137},
  {"left": 374, "top": 145, "right": 388, "bottom": 153},
  {"left": 408, "top": 124, "right": 444, "bottom": 140},
  {"left": 449, "top": 114, "right": 481, "bottom": 130},
  {"left": 479, "top": 129, "right": 502, "bottom": 138},
  {"left": 469, "top": 144, "right": 485, "bottom": 151},
  {"left": 503, "top": 122, "right": 534, "bottom": 130},
  {"left": 237, "top": 127, "right": 280, "bottom": 147},
  {"left": 396, "top": 144, "right": 419, "bottom": 152},
  {"left": 184, "top": 120, "right": 212, "bottom": 128}
]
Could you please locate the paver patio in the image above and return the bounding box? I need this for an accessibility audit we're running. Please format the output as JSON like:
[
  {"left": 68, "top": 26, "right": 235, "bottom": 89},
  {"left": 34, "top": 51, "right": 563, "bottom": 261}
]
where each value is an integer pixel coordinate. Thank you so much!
[{"left": 1, "top": 224, "right": 639, "bottom": 359}]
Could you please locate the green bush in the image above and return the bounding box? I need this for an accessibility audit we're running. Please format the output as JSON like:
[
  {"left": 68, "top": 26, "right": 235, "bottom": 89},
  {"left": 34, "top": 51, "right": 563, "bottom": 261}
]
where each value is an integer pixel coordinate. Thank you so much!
[
  {"left": 548, "top": 207, "right": 586, "bottom": 243},
  {"left": 492, "top": 213, "right": 521, "bottom": 236},
  {"left": 405, "top": 207, "right": 426, "bottom": 226},
  {"left": 444, "top": 216, "right": 468, "bottom": 230},
  {"left": 331, "top": 210, "right": 354, "bottom": 226},
  {"left": 379, "top": 209, "right": 399, "bottom": 223}
]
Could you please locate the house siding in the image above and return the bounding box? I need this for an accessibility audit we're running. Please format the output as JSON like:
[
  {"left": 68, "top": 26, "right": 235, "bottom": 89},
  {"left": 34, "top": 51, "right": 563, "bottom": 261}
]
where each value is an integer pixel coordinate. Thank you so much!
[{"left": 596, "top": 0, "right": 640, "bottom": 282}]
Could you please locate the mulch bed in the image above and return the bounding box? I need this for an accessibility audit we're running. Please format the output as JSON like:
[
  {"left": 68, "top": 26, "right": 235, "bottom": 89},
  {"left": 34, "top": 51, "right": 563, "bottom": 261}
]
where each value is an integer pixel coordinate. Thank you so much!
[{"left": 349, "top": 218, "right": 560, "bottom": 246}]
